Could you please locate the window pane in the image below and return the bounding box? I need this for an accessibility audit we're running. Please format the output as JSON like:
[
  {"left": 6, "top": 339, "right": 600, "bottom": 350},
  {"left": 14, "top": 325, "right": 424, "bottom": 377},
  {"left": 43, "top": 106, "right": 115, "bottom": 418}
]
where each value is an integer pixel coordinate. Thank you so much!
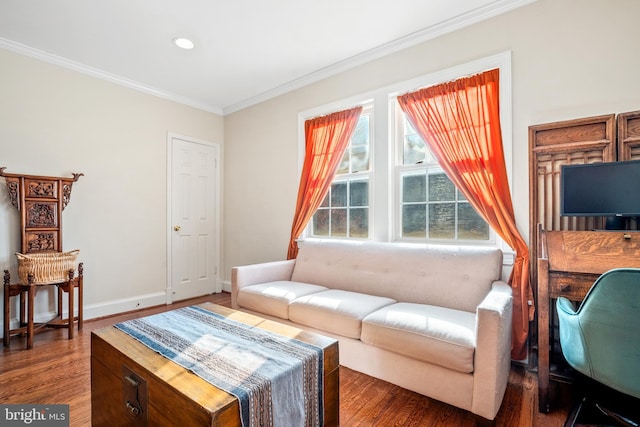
[
  {"left": 350, "top": 208, "right": 368, "bottom": 238},
  {"left": 429, "top": 173, "right": 455, "bottom": 201},
  {"left": 352, "top": 115, "right": 369, "bottom": 146},
  {"left": 429, "top": 203, "right": 455, "bottom": 239},
  {"left": 337, "top": 150, "right": 350, "bottom": 175},
  {"left": 402, "top": 113, "right": 439, "bottom": 165},
  {"left": 458, "top": 203, "right": 490, "bottom": 240},
  {"left": 331, "top": 182, "right": 347, "bottom": 207},
  {"left": 313, "top": 176, "right": 370, "bottom": 238},
  {"left": 350, "top": 181, "right": 368, "bottom": 206},
  {"left": 405, "top": 116, "right": 417, "bottom": 134},
  {"left": 319, "top": 191, "right": 330, "bottom": 208},
  {"left": 402, "top": 204, "right": 426, "bottom": 238},
  {"left": 351, "top": 145, "right": 369, "bottom": 172},
  {"left": 403, "top": 117, "right": 428, "bottom": 165},
  {"left": 403, "top": 175, "right": 426, "bottom": 203},
  {"left": 404, "top": 133, "right": 427, "bottom": 165},
  {"left": 337, "top": 114, "right": 370, "bottom": 175},
  {"left": 313, "top": 209, "right": 330, "bottom": 236},
  {"left": 331, "top": 208, "right": 347, "bottom": 237}
]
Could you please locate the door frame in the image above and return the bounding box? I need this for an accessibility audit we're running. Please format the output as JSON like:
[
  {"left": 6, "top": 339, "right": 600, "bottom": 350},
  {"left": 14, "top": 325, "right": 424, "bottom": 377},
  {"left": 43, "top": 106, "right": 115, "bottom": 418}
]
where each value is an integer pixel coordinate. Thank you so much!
[{"left": 166, "top": 132, "right": 222, "bottom": 304}]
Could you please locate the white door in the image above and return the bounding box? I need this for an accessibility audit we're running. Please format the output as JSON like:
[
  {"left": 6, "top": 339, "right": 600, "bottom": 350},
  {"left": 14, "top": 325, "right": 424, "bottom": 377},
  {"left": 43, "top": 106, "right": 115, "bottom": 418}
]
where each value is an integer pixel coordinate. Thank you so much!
[{"left": 168, "top": 135, "right": 220, "bottom": 302}]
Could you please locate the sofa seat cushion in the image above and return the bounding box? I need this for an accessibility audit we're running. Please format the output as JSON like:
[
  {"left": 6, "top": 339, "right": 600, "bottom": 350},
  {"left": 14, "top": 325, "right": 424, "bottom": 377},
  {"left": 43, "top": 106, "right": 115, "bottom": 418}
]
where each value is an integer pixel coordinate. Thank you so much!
[
  {"left": 237, "top": 281, "right": 328, "bottom": 319},
  {"left": 361, "top": 302, "right": 476, "bottom": 373},
  {"left": 289, "top": 290, "right": 396, "bottom": 339}
]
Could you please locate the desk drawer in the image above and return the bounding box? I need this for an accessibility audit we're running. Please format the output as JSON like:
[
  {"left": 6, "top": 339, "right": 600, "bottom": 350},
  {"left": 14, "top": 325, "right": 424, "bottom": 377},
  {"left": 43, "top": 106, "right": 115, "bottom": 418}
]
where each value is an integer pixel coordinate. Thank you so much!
[{"left": 548, "top": 272, "right": 599, "bottom": 300}]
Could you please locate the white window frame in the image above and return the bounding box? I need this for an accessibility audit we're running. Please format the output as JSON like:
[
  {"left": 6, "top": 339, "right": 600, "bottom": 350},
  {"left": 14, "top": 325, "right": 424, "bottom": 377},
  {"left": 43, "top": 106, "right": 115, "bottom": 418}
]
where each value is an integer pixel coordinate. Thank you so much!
[
  {"left": 394, "top": 108, "right": 495, "bottom": 245},
  {"left": 301, "top": 102, "right": 375, "bottom": 241},
  {"left": 297, "top": 51, "right": 514, "bottom": 265}
]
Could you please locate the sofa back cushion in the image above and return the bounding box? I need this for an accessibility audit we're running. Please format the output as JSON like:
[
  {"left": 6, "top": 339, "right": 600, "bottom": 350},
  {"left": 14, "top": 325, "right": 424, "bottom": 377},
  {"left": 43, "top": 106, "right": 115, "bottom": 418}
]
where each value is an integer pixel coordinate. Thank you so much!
[{"left": 291, "top": 239, "right": 503, "bottom": 313}]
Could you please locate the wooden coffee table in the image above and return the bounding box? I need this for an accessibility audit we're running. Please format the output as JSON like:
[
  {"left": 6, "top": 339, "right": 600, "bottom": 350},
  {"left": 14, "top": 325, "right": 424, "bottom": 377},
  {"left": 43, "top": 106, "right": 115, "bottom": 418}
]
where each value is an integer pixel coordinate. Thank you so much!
[{"left": 91, "top": 303, "right": 339, "bottom": 426}]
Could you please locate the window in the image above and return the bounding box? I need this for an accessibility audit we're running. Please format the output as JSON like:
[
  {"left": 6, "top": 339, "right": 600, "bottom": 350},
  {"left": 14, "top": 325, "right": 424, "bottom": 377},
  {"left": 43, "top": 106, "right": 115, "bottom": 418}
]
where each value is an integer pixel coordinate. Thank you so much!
[
  {"left": 312, "top": 108, "right": 372, "bottom": 238},
  {"left": 397, "top": 114, "right": 491, "bottom": 242},
  {"left": 300, "top": 52, "right": 511, "bottom": 254}
]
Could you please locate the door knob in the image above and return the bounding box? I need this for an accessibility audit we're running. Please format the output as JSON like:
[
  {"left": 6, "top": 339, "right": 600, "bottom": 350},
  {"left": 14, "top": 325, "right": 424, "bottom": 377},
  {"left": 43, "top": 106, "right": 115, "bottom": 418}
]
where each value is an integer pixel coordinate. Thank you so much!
[{"left": 173, "top": 225, "right": 181, "bottom": 231}]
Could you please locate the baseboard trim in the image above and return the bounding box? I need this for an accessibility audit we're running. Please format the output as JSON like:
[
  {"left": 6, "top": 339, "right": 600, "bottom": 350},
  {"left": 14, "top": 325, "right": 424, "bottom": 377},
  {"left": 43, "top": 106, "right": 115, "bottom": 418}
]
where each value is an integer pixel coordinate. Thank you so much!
[
  {"left": 221, "top": 279, "right": 231, "bottom": 293},
  {"left": 83, "top": 291, "right": 168, "bottom": 321}
]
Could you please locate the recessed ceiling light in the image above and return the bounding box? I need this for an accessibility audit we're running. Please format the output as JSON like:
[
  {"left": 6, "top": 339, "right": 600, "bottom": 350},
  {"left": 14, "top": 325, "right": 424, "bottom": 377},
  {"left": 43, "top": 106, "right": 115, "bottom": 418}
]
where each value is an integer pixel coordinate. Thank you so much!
[{"left": 173, "top": 37, "right": 195, "bottom": 50}]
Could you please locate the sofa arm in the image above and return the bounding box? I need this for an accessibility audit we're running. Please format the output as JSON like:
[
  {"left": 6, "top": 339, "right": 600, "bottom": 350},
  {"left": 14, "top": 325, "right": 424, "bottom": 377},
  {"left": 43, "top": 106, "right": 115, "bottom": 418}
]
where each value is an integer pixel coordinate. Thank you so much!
[
  {"left": 231, "top": 259, "right": 296, "bottom": 309},
  {"left": 471, "top": 281, "right": 513, "bottom": 420}
]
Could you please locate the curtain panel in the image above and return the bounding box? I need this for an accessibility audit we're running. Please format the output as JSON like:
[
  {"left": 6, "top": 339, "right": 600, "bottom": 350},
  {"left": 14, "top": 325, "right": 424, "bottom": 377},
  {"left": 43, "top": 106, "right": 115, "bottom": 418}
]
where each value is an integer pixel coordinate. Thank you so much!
[
  {"left": 287, "top": 106, "right": 363, "bottom": 259},
  {"left": 397, "top": 68, "right": 533, "bottom": 360}
]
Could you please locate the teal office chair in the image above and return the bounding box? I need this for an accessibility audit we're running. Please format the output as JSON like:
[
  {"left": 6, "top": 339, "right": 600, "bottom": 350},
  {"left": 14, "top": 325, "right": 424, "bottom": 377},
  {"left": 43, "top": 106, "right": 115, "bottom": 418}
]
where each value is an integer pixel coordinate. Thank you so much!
[{"left": 557, "top": 268, "right": 640, "bottom": 427}]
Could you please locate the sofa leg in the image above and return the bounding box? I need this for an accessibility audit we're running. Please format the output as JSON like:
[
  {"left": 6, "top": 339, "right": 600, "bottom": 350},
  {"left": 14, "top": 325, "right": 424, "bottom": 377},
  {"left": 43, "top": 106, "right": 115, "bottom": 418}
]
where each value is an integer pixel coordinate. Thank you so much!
[{"left": 474, "top": 415, "right": 495, "bottom": 427}]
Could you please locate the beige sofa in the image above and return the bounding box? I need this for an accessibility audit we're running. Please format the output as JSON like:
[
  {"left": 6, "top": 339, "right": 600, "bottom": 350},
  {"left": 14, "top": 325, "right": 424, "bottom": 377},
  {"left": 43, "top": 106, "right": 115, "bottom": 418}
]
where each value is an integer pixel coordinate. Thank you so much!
[{"left": 231, "top": 239, "right": 513, "bottom": 421}]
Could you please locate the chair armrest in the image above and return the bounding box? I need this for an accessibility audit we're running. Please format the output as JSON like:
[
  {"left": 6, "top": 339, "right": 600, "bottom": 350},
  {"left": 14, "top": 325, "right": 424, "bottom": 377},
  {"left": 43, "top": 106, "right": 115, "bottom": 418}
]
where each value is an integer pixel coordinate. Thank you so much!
[
  {"left": 231, "top": 259, "right": 296, "bottom": 308},
  {"left": 471, "top": 281, "right": 513, "bottom": 420}
]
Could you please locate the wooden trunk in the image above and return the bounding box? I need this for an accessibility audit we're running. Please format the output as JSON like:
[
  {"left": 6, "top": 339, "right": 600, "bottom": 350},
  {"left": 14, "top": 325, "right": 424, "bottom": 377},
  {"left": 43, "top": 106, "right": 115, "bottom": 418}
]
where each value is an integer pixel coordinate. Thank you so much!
[{"left": 91, "top": 303, "right": 339, "bottom": 426}]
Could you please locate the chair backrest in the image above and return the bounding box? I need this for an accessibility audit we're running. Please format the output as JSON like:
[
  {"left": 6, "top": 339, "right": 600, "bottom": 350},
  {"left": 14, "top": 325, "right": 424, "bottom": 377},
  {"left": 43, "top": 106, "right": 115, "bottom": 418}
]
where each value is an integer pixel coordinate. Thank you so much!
[{"left": 557, "top": 268, "right": 640, "bottom": 399}]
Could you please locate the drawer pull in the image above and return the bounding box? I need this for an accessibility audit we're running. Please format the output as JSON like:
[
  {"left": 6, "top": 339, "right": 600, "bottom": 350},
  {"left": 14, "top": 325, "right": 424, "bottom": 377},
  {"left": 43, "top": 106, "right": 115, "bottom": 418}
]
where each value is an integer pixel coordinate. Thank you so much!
[
  {"left": 124, "top": 375, "right": 139, "bottom": 387},
  {"left": 122, "top": 365, "right": 148, "bottom": 422},
  {"left": 126, "top": 401, "right": 141, "bottom": 416}
]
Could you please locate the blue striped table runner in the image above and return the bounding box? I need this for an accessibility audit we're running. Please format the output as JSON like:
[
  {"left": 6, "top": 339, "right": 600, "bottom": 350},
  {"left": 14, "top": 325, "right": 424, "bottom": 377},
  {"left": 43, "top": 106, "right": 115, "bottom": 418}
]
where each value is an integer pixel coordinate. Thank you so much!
[{"left": 115, "top": 305, "right": 323, "bottom": 427}]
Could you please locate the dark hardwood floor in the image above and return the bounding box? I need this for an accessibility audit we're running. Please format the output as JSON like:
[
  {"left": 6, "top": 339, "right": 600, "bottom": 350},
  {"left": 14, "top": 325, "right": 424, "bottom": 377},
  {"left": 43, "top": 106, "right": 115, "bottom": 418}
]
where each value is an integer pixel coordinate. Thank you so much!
[{"left": 0, "top": 292, "right": 572, "bottom": 426}]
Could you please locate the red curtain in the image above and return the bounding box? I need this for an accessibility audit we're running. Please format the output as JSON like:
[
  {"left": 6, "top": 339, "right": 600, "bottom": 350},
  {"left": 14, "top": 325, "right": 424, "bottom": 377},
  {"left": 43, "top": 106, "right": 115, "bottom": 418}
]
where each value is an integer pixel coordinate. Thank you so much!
[
  {"left": 287, "top": 106, "right": 363, "bottom": 259},
  {"left": 397, "top": 69, "right": 533, "bottom": 360}
]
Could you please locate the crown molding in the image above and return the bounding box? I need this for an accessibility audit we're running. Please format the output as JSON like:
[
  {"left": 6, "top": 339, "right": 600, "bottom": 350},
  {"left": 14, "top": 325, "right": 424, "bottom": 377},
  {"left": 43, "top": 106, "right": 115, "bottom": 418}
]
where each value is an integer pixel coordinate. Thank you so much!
[
  {"left": 1, "top": 0, "right": 535, "bottom": 117},
  {"left": 223, "top": 0, "right": 536, "bottom": 115},
  {"left": 0, "top": 38, "right": 224, "bottom": 116}
]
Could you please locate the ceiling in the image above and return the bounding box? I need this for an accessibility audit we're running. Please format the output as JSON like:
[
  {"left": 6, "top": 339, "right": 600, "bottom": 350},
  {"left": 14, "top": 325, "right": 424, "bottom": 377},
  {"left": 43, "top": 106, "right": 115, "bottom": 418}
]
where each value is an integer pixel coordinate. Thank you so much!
[{"left": 0, "top": 0, "right": 533, "bottom": 115}]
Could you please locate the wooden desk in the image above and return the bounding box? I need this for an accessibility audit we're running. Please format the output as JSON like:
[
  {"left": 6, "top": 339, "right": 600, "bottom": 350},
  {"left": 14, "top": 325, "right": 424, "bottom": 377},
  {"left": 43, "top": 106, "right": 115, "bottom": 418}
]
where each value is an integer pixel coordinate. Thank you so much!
[
  {"left": 91, "top": 303, "right": 339, "bottom": 427},
  {"left": 537, "top": 226, "right": 640, "bottom": 412}
]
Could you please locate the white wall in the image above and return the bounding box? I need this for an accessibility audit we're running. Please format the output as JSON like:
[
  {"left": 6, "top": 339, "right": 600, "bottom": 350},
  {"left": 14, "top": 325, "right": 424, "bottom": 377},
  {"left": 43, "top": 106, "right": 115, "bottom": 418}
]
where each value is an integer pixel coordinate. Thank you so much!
[
  {"left": 0, "top": 48, "right": 223, "bottom": 330},
  {"left": 223, "top": 0, "right": 640, "bottom": 281},
  {"left": 2, "top": 0, "right": 639, "bottom": 327}
]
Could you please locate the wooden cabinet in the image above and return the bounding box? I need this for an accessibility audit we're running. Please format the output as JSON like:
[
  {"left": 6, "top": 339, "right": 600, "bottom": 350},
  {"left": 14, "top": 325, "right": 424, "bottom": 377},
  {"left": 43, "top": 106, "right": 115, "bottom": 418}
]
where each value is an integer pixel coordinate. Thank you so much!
[
  {"left": 528, "top": 111, "right": 640, "bottom": 412},
  {"left": 618, "top": 110, "right": 640, "bottom": 160},
  {"left": 0, "top": 168, "right": 83, "bottom": 253}
]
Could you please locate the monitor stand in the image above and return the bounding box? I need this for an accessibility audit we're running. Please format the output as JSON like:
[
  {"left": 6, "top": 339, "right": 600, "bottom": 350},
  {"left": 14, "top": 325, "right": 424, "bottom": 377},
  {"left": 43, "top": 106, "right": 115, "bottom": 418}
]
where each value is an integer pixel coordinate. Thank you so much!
[{"left": 605, "top": 216, "right": 626, "bottom": 230}]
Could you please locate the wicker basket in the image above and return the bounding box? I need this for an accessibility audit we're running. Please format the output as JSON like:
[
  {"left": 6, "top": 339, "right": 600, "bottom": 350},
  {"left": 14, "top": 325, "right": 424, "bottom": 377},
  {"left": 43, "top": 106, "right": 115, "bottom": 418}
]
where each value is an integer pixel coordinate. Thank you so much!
[{"left": 16, "top": 250, "right": 80, "bottom": 285}]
